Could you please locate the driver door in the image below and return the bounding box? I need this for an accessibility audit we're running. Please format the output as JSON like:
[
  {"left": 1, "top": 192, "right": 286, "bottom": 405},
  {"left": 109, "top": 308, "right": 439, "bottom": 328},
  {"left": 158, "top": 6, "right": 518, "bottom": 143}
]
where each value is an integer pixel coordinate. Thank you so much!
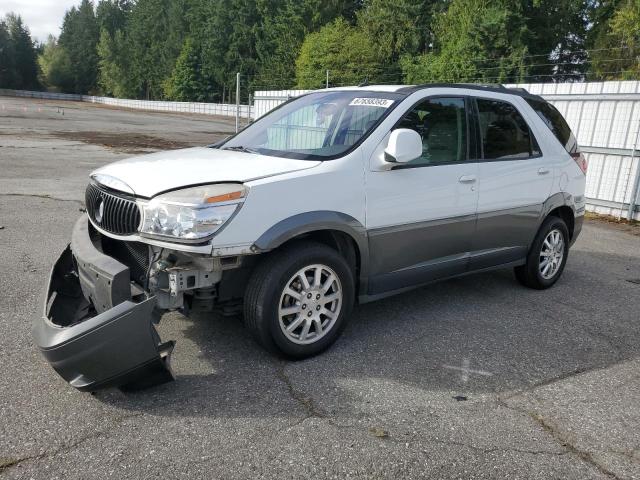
[{"left": 365, "top": 96, "right": 479, "bottom": 295}]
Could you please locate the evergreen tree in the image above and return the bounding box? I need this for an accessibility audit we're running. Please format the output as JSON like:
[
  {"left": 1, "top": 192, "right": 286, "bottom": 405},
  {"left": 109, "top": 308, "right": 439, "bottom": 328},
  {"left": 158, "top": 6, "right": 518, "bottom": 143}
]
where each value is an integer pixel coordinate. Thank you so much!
[
  {"left": 96, "top": 0, "right": 132, "bottom": 36},
  {"left": 164, "top": 37, "right": 211, "bottom": 100},
  {"left": 126, "top": 0, "right": 187, "bottom": 99},
  {"left": 95, "top": 0, "right": 133, "bottom": 97},
  {"left": 58, "top": 0, "right": 100, "bottom": 93},
  {"left": 5, "top": 13, "right": 40, "bottom": 90},
  {"left": 96, "top": 28, "right": 133, "bottom": 96},
  {"left": 523, "top": 0, "right": 590, "bottom": 81},
  {"left": 0, "top": 19, "right": 17, "bottom": 88},
  {"left": 189, "top": 0, "right": 234, "bottom": 101}
]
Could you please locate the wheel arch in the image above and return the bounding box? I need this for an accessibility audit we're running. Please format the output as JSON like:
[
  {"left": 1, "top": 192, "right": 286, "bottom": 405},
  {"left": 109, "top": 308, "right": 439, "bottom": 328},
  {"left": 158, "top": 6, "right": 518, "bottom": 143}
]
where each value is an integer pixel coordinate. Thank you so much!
[
  {"left": 252, "top": 211, "right": 369, "bottom": 296},
  {"left": 538, "top": 192, "right": 577, "bottom": 240}
]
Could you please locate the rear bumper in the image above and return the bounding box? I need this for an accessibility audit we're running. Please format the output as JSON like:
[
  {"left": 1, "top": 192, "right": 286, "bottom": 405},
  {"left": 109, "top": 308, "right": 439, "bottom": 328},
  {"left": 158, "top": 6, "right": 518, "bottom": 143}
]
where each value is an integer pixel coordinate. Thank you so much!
[{"left": 32, "top": 216, "right": 174, "bottom": 391}]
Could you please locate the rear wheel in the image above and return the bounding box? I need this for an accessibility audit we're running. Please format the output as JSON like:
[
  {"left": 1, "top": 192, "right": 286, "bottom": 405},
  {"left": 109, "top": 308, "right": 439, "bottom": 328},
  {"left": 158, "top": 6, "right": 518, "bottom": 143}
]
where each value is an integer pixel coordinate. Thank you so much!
[
  {"left": 244, "top": 241, "right": 354, "bottom": 358},
  {"left": 515, "top": 216, "right": 569, "bottom": 289}
]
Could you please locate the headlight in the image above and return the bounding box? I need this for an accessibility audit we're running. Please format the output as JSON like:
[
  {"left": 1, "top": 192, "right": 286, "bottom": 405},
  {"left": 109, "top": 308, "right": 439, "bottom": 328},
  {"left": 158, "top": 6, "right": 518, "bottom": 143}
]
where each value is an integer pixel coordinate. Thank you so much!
[{"left": 139, "top": 184, "right": 246, "bottom": 242}]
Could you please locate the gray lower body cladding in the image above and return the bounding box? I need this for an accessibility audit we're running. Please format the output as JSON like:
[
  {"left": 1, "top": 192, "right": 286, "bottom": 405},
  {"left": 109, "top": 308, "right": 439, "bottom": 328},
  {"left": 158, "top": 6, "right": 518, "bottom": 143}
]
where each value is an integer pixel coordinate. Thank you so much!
[{"left": 32, "top": 216, "right": 174, "bottom": 391}]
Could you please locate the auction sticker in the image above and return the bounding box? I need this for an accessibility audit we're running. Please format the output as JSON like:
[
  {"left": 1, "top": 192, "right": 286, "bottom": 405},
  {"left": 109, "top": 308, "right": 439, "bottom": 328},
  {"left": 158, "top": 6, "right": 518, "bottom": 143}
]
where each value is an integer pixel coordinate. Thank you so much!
[{"left": 349, "top": 98, "right": 394, "bottom": 108}]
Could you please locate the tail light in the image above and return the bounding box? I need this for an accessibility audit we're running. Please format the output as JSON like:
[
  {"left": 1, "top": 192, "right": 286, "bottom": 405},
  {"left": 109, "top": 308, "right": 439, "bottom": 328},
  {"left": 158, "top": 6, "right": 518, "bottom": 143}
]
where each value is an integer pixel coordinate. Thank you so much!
[{"left": 571, "top": 151, "right": 588, "bottom": 174}]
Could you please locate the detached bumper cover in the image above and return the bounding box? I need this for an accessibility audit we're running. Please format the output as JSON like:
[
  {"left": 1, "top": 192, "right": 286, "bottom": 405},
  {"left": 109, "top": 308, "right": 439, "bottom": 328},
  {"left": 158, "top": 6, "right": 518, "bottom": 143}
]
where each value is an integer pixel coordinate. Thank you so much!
[{"left": 33, "top": 216, "right": 174, "bottom": 391}]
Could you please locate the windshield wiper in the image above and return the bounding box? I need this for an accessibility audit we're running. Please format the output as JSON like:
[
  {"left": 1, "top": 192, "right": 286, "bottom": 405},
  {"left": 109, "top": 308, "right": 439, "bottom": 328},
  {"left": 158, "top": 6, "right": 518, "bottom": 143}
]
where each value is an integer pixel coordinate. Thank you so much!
[{"left": 223, "top": 145, "right": 258, "bottom": 154}]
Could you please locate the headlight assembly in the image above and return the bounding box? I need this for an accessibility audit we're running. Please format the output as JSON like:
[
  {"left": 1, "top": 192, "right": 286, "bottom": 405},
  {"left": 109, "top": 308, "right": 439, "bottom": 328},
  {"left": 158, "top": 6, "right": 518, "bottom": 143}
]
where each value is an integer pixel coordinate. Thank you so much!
[{"left": 139, "top": 184, "right": 246, "bottom": 242}]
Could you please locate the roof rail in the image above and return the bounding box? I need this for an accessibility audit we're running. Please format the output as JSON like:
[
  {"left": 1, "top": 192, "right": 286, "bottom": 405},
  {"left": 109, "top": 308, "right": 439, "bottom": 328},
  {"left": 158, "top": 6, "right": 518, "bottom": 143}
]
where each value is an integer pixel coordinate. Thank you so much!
[{"left": 397, "top": 83, "right": 535, "bottom": 98}]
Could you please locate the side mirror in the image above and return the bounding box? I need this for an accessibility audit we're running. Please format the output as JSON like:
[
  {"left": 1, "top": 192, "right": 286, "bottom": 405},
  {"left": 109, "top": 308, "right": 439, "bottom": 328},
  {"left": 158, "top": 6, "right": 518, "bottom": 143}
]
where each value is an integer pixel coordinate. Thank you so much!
[{"left": 384, "top": 128, "right": 422, "bottom": 164}]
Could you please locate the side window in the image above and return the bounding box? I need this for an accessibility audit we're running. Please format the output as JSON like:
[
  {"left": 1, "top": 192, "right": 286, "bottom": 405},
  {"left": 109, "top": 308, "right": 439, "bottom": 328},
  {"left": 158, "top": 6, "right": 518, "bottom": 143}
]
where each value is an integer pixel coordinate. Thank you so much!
[
  {"left": 476, "top": 99, "right": 540, "bottom": 160},
  {"left": 525, "top": 98, "right": 577, "bottom": 153},
  {"left": 396, "top": 97, "right": 467, "bottom": 166}
]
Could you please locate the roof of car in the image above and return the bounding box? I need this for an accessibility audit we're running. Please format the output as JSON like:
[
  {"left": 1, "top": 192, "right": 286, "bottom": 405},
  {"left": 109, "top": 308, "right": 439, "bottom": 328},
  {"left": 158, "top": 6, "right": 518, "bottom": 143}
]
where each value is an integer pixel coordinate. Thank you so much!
[{"left": 327, "top": 83, "right": 544, "bottom": 101}]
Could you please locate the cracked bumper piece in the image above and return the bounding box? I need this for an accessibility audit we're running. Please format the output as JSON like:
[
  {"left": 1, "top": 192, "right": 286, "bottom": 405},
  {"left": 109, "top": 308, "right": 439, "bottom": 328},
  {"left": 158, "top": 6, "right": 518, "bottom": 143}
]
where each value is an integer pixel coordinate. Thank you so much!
[{"left": 32, "top": 216, "right": 174, "bottom": 392}]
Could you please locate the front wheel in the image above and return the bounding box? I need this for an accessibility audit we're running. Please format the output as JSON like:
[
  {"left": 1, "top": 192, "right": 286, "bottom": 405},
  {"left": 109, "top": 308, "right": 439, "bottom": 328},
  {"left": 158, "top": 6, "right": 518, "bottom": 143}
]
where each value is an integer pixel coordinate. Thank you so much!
[
  {"left": 515, "top": 215, "right": 570, "bottom": 289},
  {"left": 244, "top": 242, "right": 354, "bottom": 358}
]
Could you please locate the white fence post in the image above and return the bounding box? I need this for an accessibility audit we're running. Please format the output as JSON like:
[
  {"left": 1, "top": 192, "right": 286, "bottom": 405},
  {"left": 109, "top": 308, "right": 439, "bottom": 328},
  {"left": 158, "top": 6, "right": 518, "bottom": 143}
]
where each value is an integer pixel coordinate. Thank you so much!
[
  {"left": 235, "top": 72, "right": 240, "bottom": 133},
  {"left": 626, "top": 118, "right": 640, "bottom": 221}
]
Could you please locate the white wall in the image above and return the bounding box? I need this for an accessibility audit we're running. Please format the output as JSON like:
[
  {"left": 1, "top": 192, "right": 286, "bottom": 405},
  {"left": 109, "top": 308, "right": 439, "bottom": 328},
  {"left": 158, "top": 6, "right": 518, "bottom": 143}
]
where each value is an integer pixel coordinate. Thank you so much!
[{"left": 0, "top": 88, "right": 251, "bottom": 118}]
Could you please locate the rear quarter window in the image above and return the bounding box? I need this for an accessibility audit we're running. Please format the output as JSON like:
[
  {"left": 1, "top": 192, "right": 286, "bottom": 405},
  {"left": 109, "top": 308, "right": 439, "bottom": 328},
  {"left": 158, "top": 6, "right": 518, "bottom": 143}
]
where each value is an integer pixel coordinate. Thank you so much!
[{"left": 525, "top": 98, "right": 577, "bottom": 153}]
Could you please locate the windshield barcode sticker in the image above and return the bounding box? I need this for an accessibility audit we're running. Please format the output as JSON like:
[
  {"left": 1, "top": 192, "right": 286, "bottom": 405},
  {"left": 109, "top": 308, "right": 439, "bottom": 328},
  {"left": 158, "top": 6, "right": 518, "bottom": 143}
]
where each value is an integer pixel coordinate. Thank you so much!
[{"left": 349, "top": 98, "right": 394, "bottom": 108}]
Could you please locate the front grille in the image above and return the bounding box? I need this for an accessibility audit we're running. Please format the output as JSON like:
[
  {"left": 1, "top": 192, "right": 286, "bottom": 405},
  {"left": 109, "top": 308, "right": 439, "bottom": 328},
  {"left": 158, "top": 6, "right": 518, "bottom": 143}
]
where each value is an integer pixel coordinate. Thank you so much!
[
  {"left": 85, "top": 183, "right": 141, "bottom": 235},
  {"left": 101, "top": 235, "right": 150, "bottom": 285}
]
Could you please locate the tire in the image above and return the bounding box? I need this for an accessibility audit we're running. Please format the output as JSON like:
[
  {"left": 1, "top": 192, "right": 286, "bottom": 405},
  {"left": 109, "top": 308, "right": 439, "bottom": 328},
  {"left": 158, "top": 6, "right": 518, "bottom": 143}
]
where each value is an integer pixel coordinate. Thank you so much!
[
  {"left": 243, "top": 241, "right": 355, "bottom": 359},
  {"left": 514, "top": 215, "right": 570, "bottom": 289}
]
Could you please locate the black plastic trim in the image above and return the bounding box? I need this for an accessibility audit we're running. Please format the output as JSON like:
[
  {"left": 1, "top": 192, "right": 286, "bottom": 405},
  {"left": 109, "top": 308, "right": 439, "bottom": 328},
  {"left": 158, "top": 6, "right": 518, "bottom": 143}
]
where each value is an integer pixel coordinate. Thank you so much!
[
  {"left": 397, "top": 83, "right": 545, "bottom": 102},
  {"left": 252, "top": 211, "right": 370, "bottom": 295},
  {"left": 32, "top": 216, "right": 174, "bottom": 391}
]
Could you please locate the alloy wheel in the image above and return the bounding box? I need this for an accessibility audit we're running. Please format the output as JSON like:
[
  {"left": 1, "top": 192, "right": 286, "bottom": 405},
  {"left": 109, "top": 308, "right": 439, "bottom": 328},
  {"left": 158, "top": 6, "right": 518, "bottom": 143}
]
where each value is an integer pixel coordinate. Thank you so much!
[
  {"left": 278, "top": 264, "right": 343, "bottom": 345},
  {"left": 539, "top": 228, "right": 565, "bottom": 280}
]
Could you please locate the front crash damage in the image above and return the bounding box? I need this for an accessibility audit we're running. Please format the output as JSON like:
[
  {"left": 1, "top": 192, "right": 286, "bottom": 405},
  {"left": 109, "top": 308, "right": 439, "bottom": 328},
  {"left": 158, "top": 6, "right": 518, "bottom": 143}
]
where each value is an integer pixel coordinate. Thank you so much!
[{"left": 33, "top": 217, "right": 175, "bottom": 391}]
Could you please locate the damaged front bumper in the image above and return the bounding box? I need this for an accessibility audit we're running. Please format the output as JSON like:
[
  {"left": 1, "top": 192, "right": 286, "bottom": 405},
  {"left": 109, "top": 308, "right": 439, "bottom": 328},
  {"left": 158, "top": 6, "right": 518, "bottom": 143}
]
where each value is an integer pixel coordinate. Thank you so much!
[{"left": 32, "top": 215, "right": 174, "bottom": 391}]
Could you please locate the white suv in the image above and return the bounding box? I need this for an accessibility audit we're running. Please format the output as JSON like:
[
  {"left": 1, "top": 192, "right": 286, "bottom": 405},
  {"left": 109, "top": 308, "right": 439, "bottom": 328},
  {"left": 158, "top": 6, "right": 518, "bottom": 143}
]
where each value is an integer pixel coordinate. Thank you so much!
[{"left": 34, "top": 84, "right": 587, "bottom": 391}]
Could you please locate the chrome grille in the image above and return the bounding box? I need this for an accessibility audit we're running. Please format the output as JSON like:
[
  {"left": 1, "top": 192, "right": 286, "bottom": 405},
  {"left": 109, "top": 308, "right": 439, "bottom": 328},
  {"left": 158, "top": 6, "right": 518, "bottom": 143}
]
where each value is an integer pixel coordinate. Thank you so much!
[{"left": 85, "top": 183, "right": 141, "bottom": 235}]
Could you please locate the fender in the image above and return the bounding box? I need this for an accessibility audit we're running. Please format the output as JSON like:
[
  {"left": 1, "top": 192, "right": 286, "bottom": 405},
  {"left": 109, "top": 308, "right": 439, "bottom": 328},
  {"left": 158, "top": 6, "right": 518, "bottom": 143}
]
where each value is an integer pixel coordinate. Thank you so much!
[
  {"left": 539, "top": 192, "right": 576, "bottom": 219},
  {"left": 535, "top": 192, "right": 582, "bottom": 246},
  {"left": 252, "top": 211, "right": 370, "bottom": 297}
]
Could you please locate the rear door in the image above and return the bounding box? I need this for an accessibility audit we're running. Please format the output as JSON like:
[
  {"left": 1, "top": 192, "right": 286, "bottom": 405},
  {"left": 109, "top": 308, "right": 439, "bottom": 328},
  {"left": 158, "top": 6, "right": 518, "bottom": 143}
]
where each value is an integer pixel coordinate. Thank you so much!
[
  {"left": 365, "top": 96, "right": 479, "bottom": 294},
  {"left": 471, "top": 96, "right": 554, "bottom": 269}
]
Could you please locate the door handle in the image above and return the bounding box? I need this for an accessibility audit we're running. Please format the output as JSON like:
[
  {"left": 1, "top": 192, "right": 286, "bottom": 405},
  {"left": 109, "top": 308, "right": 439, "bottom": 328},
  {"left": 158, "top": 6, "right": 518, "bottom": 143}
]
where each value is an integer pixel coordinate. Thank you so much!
[
  {"left": 458, "top": 175, "right": 477, "bottom": 183},
  {"left": 538, "top": 167, "right": 550, "bottom": 175}
]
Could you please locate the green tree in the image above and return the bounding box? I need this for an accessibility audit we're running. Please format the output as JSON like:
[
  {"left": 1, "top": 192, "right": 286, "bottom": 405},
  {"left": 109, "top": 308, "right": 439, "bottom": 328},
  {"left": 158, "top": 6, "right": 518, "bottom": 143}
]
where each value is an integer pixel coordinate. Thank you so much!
[
  {"left": 523, "top": 0, "right": 590, "bottom": 81},
  {"left": 187, "top": 0, "right": 231, "bottom": 101},
  {"left": 96, "top": 0, "right": 132, "bottom": 35},
  {"left": 591, "top": 0, "right": 640, "bottom": 79},
  {"left": 356, "top": 0, "right": 429, "bottom": 61},
  {"left": 224, "top": 0, "right": 260, "bottom": 96},
  {"left": 58, "top": 0, "right": 100, "bottom": 93},
  {"left": 254, "top": 0, "right": 365, "bottom": 90},
  {"left": 296, "top": 18, "right": 386, "bottom": 88},
  {"left": 37, "top": 35, "right": 75, "bottom": 92},
  {"left": 125, "top": 0, "right": 187, "bottom": 99},
  {"left": 96, "top": 28, "right": 134, "bottom": 97},
  {"left": 5, "top": 13, "right": 40, "bottom": 90},
  {"left": 164, "top": 37, "right": 211, "bottom": 100},
  {"left": 401, "top": 0, "right": 529, "bottom": 84},
  {"left": 0, "top": 19, "right": 17, "bottom": 88},
  {"left": 95, "top": 0, "right": 134, "bottom": 97}
]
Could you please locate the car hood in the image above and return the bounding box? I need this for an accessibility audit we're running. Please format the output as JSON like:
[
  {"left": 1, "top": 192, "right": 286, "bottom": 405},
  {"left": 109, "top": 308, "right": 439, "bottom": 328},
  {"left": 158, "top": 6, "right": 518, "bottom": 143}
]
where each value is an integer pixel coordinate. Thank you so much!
[{"left": 91, "top": 147, "right": 320, "bottom": 198}]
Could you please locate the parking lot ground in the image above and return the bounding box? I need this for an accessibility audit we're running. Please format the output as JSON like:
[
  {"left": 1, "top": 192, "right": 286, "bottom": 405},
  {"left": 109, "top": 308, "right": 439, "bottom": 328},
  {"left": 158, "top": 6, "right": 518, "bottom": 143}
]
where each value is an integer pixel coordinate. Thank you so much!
[{"left": 1, "top": 96, "right": 639, "bottom": 479}]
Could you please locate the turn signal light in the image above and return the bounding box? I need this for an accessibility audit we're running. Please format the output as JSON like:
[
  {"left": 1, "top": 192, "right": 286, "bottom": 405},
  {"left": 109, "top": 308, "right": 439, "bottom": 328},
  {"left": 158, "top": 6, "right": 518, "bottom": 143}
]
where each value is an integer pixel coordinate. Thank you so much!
[{"left": 205, "top": 190, "right": 244, "bottom": 203}]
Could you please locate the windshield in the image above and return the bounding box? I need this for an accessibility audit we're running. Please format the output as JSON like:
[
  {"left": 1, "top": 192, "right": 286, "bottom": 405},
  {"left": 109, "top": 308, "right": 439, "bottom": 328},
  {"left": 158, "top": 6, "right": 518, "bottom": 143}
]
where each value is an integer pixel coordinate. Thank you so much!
[{"left": 221, "top": 91, "right": 405, "bottom": 160}]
